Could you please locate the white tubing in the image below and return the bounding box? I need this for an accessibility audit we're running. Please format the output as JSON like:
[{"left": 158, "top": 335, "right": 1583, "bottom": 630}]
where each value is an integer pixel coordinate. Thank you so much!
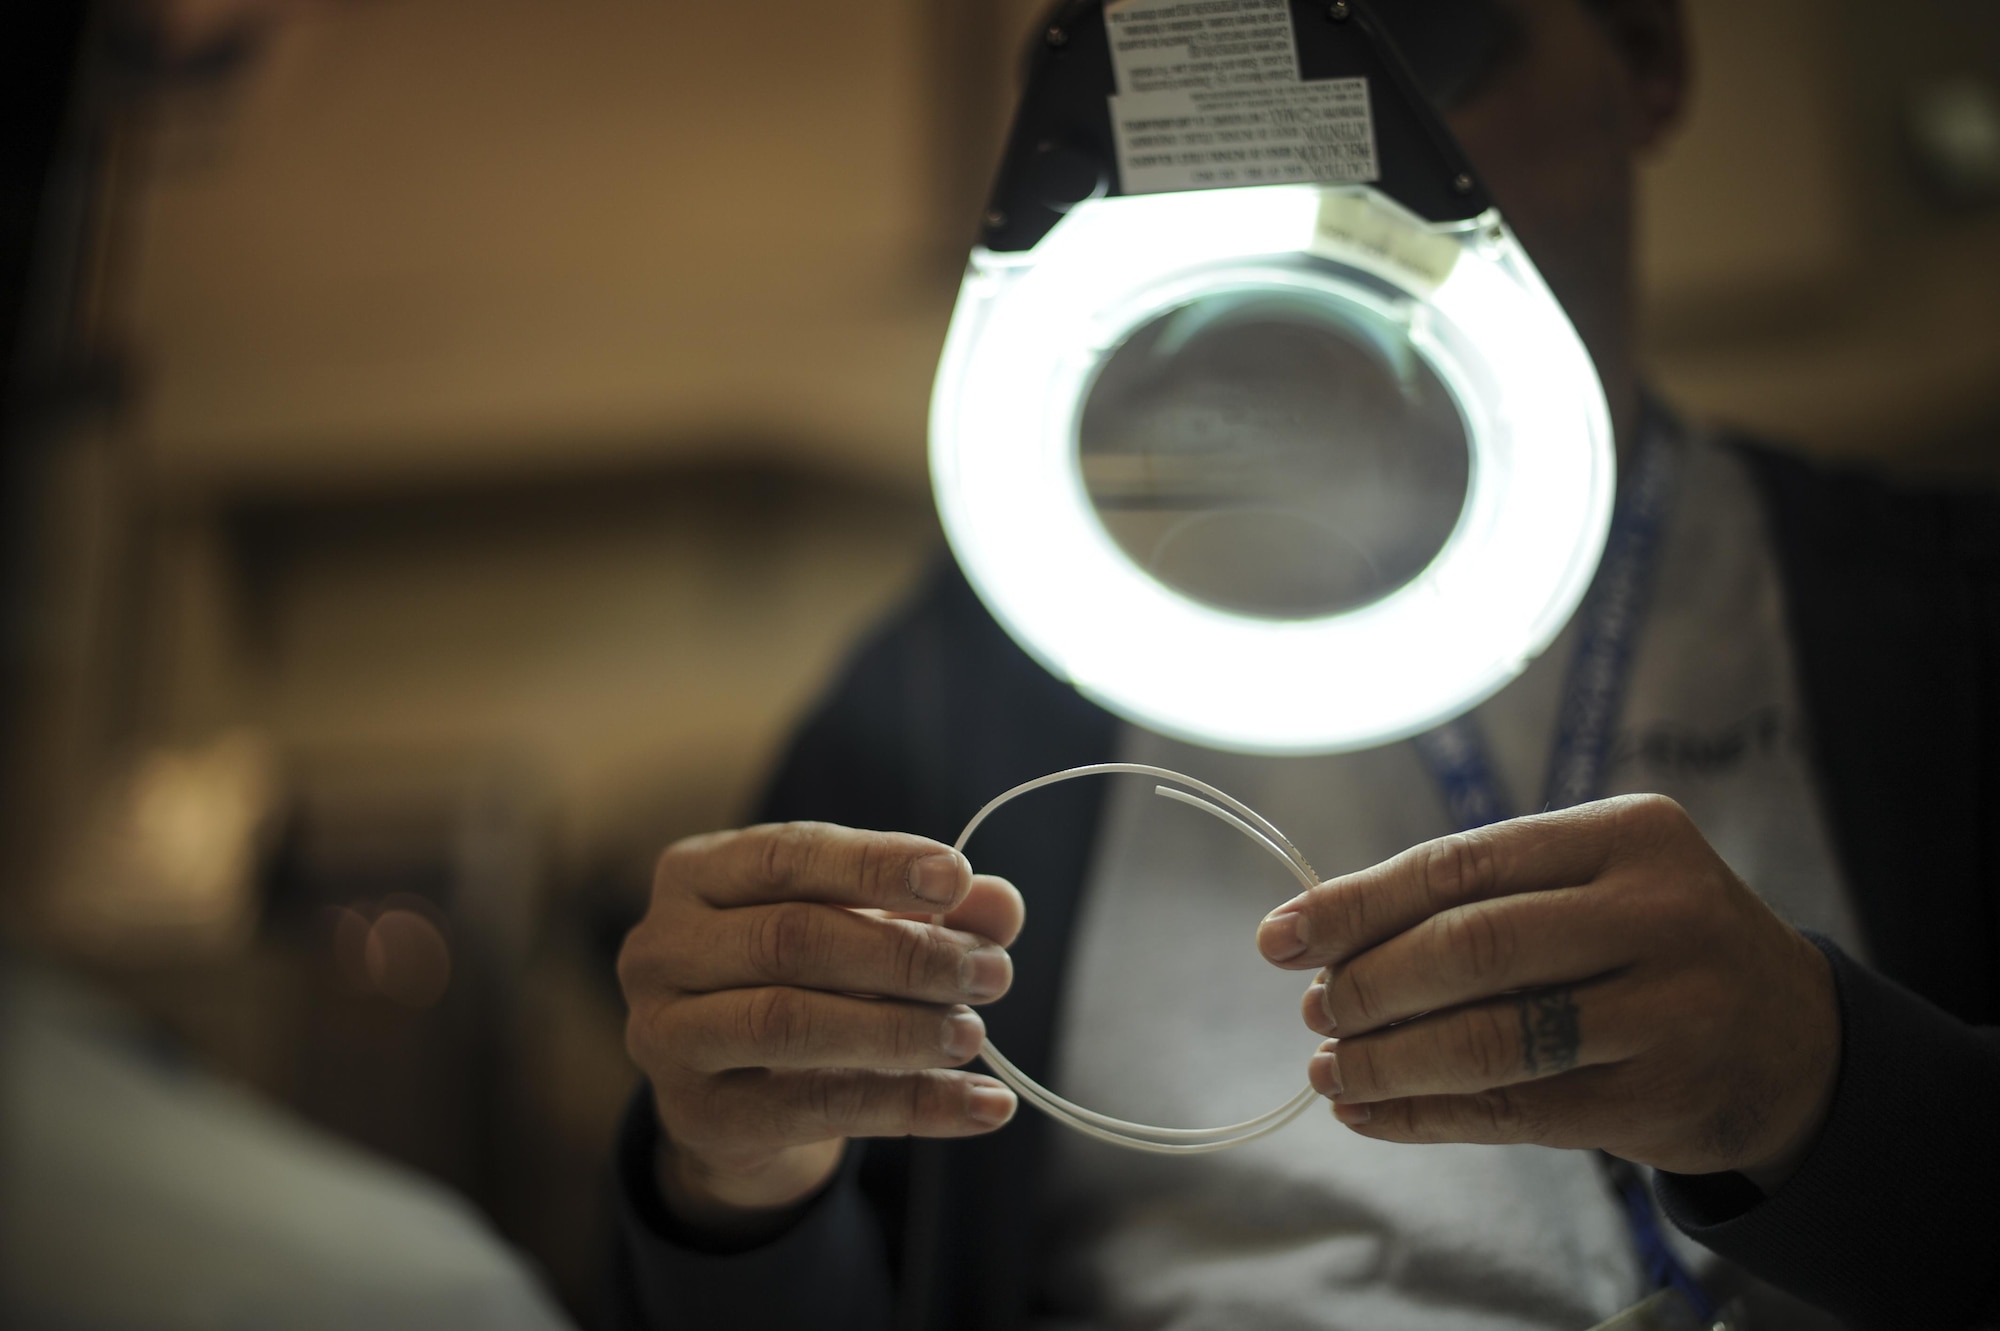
[{"left": 950, "top": 763, "right": 1324, "bottom": 1155}]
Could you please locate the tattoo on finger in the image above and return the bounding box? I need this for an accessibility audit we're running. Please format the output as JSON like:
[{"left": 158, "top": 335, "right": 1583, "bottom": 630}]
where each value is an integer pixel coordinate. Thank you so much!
[{"left": 1517, "top": 987, "right": 1581, "bottom": 1074}]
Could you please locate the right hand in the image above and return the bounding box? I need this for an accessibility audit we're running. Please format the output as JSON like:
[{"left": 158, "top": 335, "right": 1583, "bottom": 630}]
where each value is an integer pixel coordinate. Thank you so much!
[{"left": 617, "top": 822, "right": 1024, "bottom": 1234}]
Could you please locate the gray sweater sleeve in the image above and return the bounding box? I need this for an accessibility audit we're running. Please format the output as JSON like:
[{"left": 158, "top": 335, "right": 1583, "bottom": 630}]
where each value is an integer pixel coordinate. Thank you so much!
[
  {"left": 1654, "top": 938, "right": 2000, "bottom": 1329},
  {"left": 608, "top": 1091, "right": 894, "bottom": 1331}
]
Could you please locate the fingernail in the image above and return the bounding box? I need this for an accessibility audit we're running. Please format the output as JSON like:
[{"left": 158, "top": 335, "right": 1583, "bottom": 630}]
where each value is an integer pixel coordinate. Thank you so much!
[
  {"left": 1310, "top": 1041, "right": 1343, "bottom": 1097},
  {"left": 1334, "top": 1101, "right": 1373, "bottom": 1125},
  {"left": 1305, "top": 983, "right": 1338, "bottom": 1035},
  {"left": 1259, "top": 909, "right": 1308, "bottom": 962},
  {"left": 967, "top": 1084, "right": 1017, "bottom": 1127},
  {"left": 1319, "top": 972, "right": 1339, "bottom": 1032},
  {"left": 943, "top": 1008, "right": 985, "bottom": 1060},
  {"left": 960, "top": 946, "right": 1011, "bottom": 1000},
  {"left": 909, "top": 852, "right": 966, "bottom": 906}
]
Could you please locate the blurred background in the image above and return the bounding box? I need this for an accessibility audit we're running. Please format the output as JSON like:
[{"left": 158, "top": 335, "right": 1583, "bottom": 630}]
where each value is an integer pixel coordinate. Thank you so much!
[{"left": 2, "top": 0, "right": 1998, "bottom": 1323}]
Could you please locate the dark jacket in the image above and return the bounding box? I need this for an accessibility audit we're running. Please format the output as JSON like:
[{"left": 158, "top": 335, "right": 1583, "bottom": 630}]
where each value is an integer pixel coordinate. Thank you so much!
[{"left": 612, "top": 444, "right": 2000, "bottom": 1330}]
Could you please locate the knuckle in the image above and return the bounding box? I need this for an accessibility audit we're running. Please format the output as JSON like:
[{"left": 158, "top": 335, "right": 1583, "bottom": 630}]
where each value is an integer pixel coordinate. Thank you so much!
[
  {"left": 888, "top": 922, "right": 945, "bottom": 994},
  {"left": 902, "top": 1073, "right": 930, "bottom": 1128},
  {"left": 850, "top": 832, "right": 899, "bottom": 901},
  {"left": 627, "top": 917, "right": 701, "bottom": 993},
  {"left": 757, "top": 822, "right": 817, "bottom": 892},
  {"left": 1423, "top": 830, "right": 1499, "bottom": 905},
  {"left": 1615, "top": 793, "right": 1689, "bottom": 844},
  {"left": 1364, "top": 1097, "right": 1411, "bottom": 1138},
  {"left": 742, "top": 987, "right": 813, "bottom": 1060},
  {"left": 1475, "top": 1084, "right": 1523, "bottom": 1137},
  {"left": 625, "top": 999, "right": 682, "bottom": 1073},
  {"left": 1343, "top": 964, "right": 1388, "bottom": 1028},
  {"left": 796, "top": 1071, "right": 836, "bottom": 1119},
  {"left": 653, "top": 830, "right": 730, "bottom": 901},
  {"left": 1337, "top": 1040, "right": 1378, "bottom": 1098},
  {"left": 1454, "top": 1005, "right": 1519, "bottom": 1083},
  {"left": 1303, "top": 882, "right": 1371, "bottom": 958},
  {"left": 650, "top": 835, "right": 699, "bottom": 892},
  {"left": 747, "top": 902, "right": 824, "bottom": 981},
  {"left": 1472, "top": 1083, "right": 1547, "bottom": 1140},
  {"left": 803, "top": 1069, "right": 869, "bottom": 1130},
  {"left": 1441, "top": 904, "right": 1515, "bottom": 982},
  {"left": 1323, "top": 884, "right": 1371, "bottom": 951},
  {"left": 904, "top": 1071, "right": 954, "bottom": 1132},
  {"left": 799, "top": 1069, "right": 835, "bottom": 1122},
  {"left": 889, "top": 1006, "right": 938, "bottom": 1063}
]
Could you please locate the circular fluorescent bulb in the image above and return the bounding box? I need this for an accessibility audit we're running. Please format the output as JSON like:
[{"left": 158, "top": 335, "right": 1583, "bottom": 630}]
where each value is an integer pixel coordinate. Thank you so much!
[{"left": 929, "top": 184, "right": 1614, "bottom": 755}]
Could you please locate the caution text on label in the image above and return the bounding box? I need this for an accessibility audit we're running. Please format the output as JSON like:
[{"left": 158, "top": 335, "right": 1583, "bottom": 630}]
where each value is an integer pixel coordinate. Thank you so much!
[{"left": 1113, "top": 80, "right": 1379, "bottom": 195}]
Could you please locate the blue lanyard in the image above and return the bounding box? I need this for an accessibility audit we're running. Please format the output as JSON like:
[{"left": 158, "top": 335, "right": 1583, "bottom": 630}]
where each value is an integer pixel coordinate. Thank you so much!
[
  {"left": 1411, "top": 422, "right": 1714, "bottom": 1321},
  {"left": 1413, "top": 420, "right": 1679, "bottom": 828}
]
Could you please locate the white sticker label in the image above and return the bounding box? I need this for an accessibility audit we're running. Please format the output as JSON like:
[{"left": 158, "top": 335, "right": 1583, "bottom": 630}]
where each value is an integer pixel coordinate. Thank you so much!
[
  {"left": 1104, "top": 0, "right": 1379, "bottom": 194},
  {"left": 1310, "top": 190, "right": 1460, "bottom": 290}
]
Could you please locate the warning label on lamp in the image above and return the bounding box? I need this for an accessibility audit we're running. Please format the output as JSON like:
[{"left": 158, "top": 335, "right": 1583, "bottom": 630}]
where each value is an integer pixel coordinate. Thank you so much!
[{"left": 1104, "top": 0, "right": 1378, "bottom": 195}]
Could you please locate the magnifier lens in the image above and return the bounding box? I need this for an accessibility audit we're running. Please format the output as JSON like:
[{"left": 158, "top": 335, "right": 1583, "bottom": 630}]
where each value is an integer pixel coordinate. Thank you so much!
[
  {"left": 1079, "top": 287, "right": 1470, "bottom": 620},
  {"left": 932, "top": 1, "right": 1614, "bottom": 752}
]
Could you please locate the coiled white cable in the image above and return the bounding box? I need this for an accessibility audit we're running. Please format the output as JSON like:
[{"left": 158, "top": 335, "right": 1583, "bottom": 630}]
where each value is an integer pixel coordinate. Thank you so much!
[{"left": 949, "top": 763, "right": 1323, "bottom": 1155}]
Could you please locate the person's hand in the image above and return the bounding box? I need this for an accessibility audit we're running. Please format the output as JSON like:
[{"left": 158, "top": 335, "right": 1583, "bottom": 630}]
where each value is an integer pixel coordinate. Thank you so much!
[
  {"left": 618, "top": 823, "right": 1023, "bottom": 1237},
  {"left": 1256, "top": 794, "right": 1840, "bottom": 1191}
]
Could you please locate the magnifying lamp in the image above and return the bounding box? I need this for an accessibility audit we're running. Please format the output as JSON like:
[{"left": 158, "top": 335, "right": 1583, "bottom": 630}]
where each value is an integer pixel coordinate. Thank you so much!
[{"left": 929, "top": 0, "right": 1614, "bottom": 754}]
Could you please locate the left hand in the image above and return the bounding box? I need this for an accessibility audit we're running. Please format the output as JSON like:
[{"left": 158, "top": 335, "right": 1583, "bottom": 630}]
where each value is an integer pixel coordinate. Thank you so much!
[{"left": 1256, "top": 794, "right": 1840, "bottom": 1189}]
